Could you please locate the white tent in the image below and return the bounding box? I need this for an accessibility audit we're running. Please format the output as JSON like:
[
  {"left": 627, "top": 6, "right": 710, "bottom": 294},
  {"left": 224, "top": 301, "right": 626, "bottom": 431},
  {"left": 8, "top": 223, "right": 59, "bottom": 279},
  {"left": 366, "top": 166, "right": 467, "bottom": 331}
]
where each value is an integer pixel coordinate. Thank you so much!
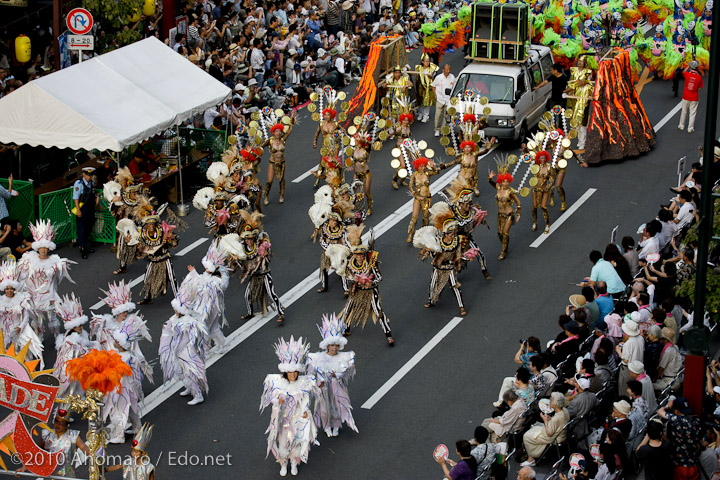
[{"left": 0, "top": 36, "right": 231, "bottom": 151}]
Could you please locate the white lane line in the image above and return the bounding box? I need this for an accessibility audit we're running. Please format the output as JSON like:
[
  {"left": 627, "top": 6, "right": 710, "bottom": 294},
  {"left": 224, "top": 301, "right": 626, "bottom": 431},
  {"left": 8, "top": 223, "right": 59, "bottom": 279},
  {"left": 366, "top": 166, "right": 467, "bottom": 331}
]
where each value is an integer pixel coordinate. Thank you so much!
[
  {"left": 361, "top": 316, "right": 464, "bottom": 410},
  {"left": 90, "top": 237, "right": 208, "bottom": 310},
  {"left": 292, "top": 166, "right": 318, "bottom": 183},
  {"left": 139, "top": 147, "right": 497, "bottom": 415},
  {"left": 529, "top": 188, "right": 597, "bottom": 248},
  {"left": 90, "top": 275, "right": 146, "bottom": 310},
  {"left": 655, "top": 102, "right": 682, "bottom": 131},
  {"left": 176, "top": 237, "right": 209, "bottom": 257}
]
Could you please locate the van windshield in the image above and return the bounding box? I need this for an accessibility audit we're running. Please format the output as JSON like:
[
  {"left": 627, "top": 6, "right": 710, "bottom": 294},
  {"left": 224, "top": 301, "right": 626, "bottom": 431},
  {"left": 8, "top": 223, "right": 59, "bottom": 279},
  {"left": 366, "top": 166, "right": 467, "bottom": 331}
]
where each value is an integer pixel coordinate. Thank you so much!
[{"left": 452, "top": 73, "right": 515, "bottom": 104}]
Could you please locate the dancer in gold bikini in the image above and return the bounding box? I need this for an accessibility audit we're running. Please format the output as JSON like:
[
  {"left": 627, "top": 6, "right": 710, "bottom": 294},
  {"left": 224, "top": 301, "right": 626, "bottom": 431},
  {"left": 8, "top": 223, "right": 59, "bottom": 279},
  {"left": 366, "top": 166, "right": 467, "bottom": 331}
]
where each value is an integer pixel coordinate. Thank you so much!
[
  {"left": 391, "top": 96, "right": 414, "bottom": 190},
  {"left": 529, "top": 150, "right": 556, "bottom": 234},
  {"left": 309, "top": 86, "right": 348, "bottom": 188},
  {"left": 259, "top": 110, "right": 297, "bottom": 205},
  {"left": 344, "top": 112, "right": 387, "bottom": 216},
  {"left": 488, "top": 157, "right": 522, "bottom": 260},
  {"left": 400, "top": 140, "right": 445, "bottom": 243}
]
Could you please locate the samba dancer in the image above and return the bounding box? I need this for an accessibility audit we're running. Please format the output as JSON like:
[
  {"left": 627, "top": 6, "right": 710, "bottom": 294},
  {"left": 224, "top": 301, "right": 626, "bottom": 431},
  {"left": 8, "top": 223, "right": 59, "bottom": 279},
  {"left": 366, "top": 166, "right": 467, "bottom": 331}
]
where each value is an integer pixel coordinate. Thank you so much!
[
  {"left": 135, "top": 200, "right": 180, "bottom": 305},
  {"left": 311, "top": 87, "right": 347, "bottom": 188},
  {"left": 488, "top": 157, "right": 522, "bottom": 260},
  {"left": 261, "top": 336, "right": 320, "bottom": 477},
  {"left": 104, "top": 167, "right": 144, "bottom": 275},
  {"left": 0, "top": 260, "right": 42, "bottom": 365},
  {"left": 260, "top": 110, "right": 297, "bottom": 205},
  {"left": 392, "top": 97, "right": 414, "bottom": 190},
  {"left": 54, "top": 293, "right": 95, "bottom": 398}
]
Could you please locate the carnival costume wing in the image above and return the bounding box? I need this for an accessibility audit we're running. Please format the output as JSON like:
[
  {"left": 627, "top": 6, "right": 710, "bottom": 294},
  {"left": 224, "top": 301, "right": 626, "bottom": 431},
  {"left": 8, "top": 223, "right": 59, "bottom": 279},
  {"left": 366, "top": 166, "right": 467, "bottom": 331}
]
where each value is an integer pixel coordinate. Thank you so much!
[
  {"left": 314, "top": 185, "right": 335, "bottom": 205},
  {"left": 219, "top": 233, "right": 247, "bottom": 261},
  {"left": 413, "top": 226, "right": 442, "bottom": 252},
  {"left": 16, "top": 324, "right": 44, "bottom": 369},
  {"left": 325, "top": 244, "right": 351, "bottom": 276},
  {"left": 260, "top": 374, "right": 283, "bottom": 458},
  {"left": 103, "top": 181, "right": 122, "bottom": 205},
  {"left": 116, "top": 219, "right": 140, "bottom": 246},
  {"left": 206, "top": 162, "right": 230, "bottom": 183},
  {"left": 193, "top": 187, "right": 216, "bottom": 211},
  {"left": 309, "top": 202, "right": 332, "bottom": 228}
]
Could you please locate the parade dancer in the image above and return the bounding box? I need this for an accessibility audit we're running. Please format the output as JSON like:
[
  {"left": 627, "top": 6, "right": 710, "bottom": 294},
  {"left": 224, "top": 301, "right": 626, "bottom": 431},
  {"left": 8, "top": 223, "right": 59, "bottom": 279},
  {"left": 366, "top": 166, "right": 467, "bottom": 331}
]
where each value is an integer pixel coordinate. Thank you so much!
[
  {"left": 260, "top": 110, "right": 297, "bottom": 205},
  {"left": 184, "top": 241, "right": 230, "bottom": 351},
  {"left": 316, "top": 208, "right": 350, "bottom": 294},
  {"left": 260, "top": 336, "right": 320, "bottom": 476},
  {"left": 159, "top": 280, "right": 209, "bottom": 406},
  {"left": 406, "top": 149, "right": 445, "bottom": 243},
  {"left": 392, "top": 96, "right": 414, "bottom": 190},
  {"left": 135, "top": 200, "right": 180, "bottom": 305},
  {"left": 436, "top": 179, "right": 491, "bottom": 280},
  {"left": 445, "top": 137, "right": 495, "bottom": 197},
  {"left": 307, "top": 313, "right": 358, "bottom": 437},
  {"left": 54, "top": 293, "right": 95, "bottom": 398},
  {"left": 230, "top": 212, "right": 285, "bottom": 323},
  {"left": 528, "top": 150, "right": 556, "bottom": 234},
  {"left": 18, "top": 220, "right": 74, "bottom": 340},
  {"left": 384, "top": 66, "right": 413, "bottom": 119},
  {"left": 15, "top": 406, "right": 90, "bottom": 478},
  {"left": 329, "top": 224, "right": 395, "bottom": 345},
  {"left": 106, "top": 423, "right": 156, "bottom": 479},
  {"left": 346, "top": 112, "right": 385, "bottom": 215},
  {"left": 311, "top": 87, "right": 347, "bottom": 188},
  {"left": 488, "top": 157, "right": 522, "bottom": 260},
  {"left": 105, "top": 313, "right": 151, "bottom": 443},
  {"left": 413, "top": 210, "right": 467, "bottom": 316},
  {"left": 566, "top": 56, "right": 594, "bottom": 162},
  {"left": 104, "top": 167, "right": 144, "bottom": 275},
  {"left": 204, "top": 189, "right": 241, "bottom": 238},
  {"left": 415, "top": 53, "right": 439, "bottom": 123},
  {"left": 0, "top": 260, "right": 43, "bottom": 366}
]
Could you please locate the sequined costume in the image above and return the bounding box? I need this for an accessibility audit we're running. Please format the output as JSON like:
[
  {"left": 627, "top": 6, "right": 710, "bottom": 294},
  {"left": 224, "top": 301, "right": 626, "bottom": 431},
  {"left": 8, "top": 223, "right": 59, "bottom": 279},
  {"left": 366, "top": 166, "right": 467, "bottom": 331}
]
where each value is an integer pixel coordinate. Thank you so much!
[
  {"left": 318, "top": 216, "right": 349, "bottom": 293},
  {"left": 41, "top": 429, "right": 80, "bottom": 477},
  {"left": 407, "top": 167, "right": 442, "bottom": 243},
  {"left": 104, "top": 169, "right": 142, "bottom": 273},
  {"left": 313, "top": 119, "right": 342, "bottom": 185},
  {"left": 530, "top": 159, "right": 556, "bottom": 234},
  {"left": 488, "top": 175, "right": 521, "bottom": 260},
  {"left": 0, "top": 288, "right": 42, "bottom": 366},
  {"left": 239, "top": 233, "right": 285, "bottom": 321},
  {"left": 416, "top": 59, "right": 439, "bottom": 120},
  {"left": 261, "top": 119, "right": 295, "bottom": 204},
  {"left": 136, "top": 222, "right": 179, "bottom": 303},
  {"left": 385, "top": 71, "right": 412, "bottom": 119},
  {"left": 121, "top": 463, "right": 155, "bottom": 480}
]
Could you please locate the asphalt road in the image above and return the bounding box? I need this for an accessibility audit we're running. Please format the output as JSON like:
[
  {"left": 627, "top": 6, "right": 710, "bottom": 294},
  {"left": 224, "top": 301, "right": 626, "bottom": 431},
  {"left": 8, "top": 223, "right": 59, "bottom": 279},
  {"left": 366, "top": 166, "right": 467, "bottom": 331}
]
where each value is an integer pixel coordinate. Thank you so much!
[{"left": 40, "top": 46, "right": 717, "bottom": 479}]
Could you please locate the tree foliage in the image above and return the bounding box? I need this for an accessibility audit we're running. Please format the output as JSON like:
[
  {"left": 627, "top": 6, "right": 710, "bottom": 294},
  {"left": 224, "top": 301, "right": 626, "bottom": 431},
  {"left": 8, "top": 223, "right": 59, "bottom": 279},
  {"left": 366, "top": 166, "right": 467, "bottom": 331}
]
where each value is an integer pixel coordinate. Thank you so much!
[{"left": 72, "top": 0, "right": 145, "bottom": 52}]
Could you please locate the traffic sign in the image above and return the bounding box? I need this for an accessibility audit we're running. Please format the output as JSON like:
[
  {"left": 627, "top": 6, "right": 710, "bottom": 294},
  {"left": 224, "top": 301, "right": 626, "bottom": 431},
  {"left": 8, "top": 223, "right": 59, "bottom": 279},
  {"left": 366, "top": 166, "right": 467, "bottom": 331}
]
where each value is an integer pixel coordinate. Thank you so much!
[
  {"left": 68, "top": 34, "right": 94, "bottom": 51},
  {"left": 66, "top": 8, "right": 93, "bottom": 35}
]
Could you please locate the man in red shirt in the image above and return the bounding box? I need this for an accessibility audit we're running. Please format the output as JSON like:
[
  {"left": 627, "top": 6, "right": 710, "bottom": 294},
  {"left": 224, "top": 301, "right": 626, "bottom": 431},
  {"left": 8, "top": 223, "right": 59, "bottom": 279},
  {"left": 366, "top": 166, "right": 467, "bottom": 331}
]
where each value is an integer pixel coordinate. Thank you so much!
[{"left": 678, "top": 61, "right": 704, "bottom": 134}]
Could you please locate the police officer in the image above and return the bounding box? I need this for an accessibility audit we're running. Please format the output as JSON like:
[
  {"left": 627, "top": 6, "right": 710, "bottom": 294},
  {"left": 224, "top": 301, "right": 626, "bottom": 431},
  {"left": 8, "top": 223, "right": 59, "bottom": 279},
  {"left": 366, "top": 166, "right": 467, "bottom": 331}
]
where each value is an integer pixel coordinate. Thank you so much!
[{"left": 73, "top": 166, "right": 99, "bottom": 259}]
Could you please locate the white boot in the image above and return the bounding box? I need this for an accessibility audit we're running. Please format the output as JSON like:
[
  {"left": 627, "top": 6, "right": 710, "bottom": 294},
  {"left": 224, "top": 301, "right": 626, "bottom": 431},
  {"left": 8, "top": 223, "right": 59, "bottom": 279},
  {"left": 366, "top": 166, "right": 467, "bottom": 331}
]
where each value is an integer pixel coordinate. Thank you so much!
[
  {"left": 187, "top": 393, "right": 204, "bottom": 405},
  {"left": 577, "top": 126, "right": 587, "bottom": 150},
  {"left": 325, "top": 427, "right": 333, "bottom": 437},
  {"left": 279, "top": 461, "right": 288, "bottom": 477},
  {"left": 179, "top": 387, "right": 191, "bottom": 397},
  {"left": 290, "top": 461, "right": 298, "bottom": 476},
  {"left": 332, "top": 427, "right": 339, "bottom": 437}
]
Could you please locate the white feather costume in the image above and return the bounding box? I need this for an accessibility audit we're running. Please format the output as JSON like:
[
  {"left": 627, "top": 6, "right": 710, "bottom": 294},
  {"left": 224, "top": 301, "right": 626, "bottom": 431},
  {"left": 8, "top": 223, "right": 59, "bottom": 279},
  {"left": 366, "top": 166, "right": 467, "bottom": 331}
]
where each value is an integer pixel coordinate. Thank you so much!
[
  {"left": 158, "top": 312, "right": 209, "bottom": 400},
  {"left": 103, "top": 350, "right": 144, "bottom": 443},
  {"left": 0, "top": 292, "right": 43, "bottom": 367},
  {"left": 53, "top": 293, "right": 95, "bottom": 398},
  {"left": 260, "top": 337, "right": 320, "bottom": 469}
]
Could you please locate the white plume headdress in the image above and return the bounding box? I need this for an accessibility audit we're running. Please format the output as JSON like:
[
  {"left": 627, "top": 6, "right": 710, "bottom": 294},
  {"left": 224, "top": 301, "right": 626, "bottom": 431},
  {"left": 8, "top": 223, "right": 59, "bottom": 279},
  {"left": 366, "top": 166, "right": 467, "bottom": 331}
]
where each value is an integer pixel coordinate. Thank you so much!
[
  {"left": 55, "top": 293, "right": 88, "bottom": 330},
  {"left": 101, "top": 280, "right": 135, "bottom": 317},
  {"left": 112, "top": 312, "right": 151, "bottom": 350},
  {"left": 275, "top": 336, "right": 310, "bottom": 373},
  {"left": 317, "top": 313, "right": 348, "bottom": 350},
  {"left": 0, "top": 260, "right": 21, "bottom": 291},
  {"left": 29, "top": 220, "right": 58, "bottom": 251}
]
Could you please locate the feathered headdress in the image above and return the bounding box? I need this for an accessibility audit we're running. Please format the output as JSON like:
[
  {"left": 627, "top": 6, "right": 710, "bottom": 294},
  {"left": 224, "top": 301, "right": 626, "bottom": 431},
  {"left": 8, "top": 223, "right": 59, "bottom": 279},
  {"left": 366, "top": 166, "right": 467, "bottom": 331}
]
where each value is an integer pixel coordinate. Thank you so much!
[
  {"left": 346, "top": 224, "right": 367, "bottom": 253},
  {"left": 213, "top": 174, "right": 234, "bottom": 196},
  {"left": 133, "top": 197, "right": 158, "bottom": 224},
  {"left": 112, "top": 312, "right": 151, "bottom": 350},
  {"left": 254, "top": 105, "right": 292, "bottom": 141},
  {"left": 396, "top": 94, "right": 415, "bottom": 124},
  {"left": 314, "top": 85, "right": 345, "bottom": 119},
  {"left": 29, "top": 219, "right": 58, "bottom": 251},
  {"left": 274, "top": 336, "right": 310, "bottom": 373},
  {"left": 394, "top": 138, "right": 435, "bottom": 178},
  {"left": 201, "top": 241, "right": 227, "bottom": 273},
  {"left": 101, "top": 280, "right": 135, "bottom": 317},
  {"left": 347, "top": 111, "right": 385, "bottom": 156},
  {"left": 0, "top": 260, "right": 21, "bottom": 291},
  {"left": 317, "top": 313, "right": 348, "bottom": 350},
  {"left": 171, "top": 277, "right": 200, "bottom": 317},
  {"left": 314, "top": 185, "right": 335, "bottom": 205},
  {"left": 133, "top": 422, "right": 154, "bottom": 453},
  {"left": 446, "top": 178, "right": 474, "bottom": 205},
  {"left": 115, "top": 167, "right": 135, "bottom": 189},
  {"left": 239, "top": 210, "right": 264, "bottom": 238},
  {"left": 333, "top": 198, "right": 355, "bottom": 221},
  {"left": 495, "top": 153, "right": 514, "bottom": 184},
  {"left": 55, "top": 293, "right": 88, "bottom": 330},
  {"left": 218, "top": 233, "right": 247, "bottom": 261},
  {"left": 430, "top": 202, "right": 457, "bottom": 233}
]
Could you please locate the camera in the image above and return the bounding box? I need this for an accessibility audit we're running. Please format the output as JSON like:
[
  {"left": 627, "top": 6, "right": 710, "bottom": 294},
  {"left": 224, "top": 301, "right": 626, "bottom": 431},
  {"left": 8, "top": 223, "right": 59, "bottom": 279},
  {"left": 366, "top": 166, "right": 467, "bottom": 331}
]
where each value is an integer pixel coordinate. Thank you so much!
[{"left": 519, "top": 339, "right": 526, "bottom": 344}]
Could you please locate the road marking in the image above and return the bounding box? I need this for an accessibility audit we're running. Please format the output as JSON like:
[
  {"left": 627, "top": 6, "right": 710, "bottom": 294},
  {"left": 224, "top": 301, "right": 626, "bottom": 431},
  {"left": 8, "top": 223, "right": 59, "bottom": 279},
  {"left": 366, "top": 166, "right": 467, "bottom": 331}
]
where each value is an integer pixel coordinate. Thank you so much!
[
  {"left": 529, "top": 188, "right": 597, "bottom": 248},
  {"left": 90, "top": 238, "right": 208, "bottom": 311},
  {"left": 176, "top": 237, "right": 209, "bottom": 257},
  {"left": 138, "top": 147, "right": 497, "bottom": 415},
  {"left": 292, "top": 166, "right": 318, "bottom": 183},
  {"left": 90, "top": 275, "right": 145, "bottom": 310},
  {"left": 360, "top": 316, "right": 464, "bottom": 410},
  {"left": 655, "top": 102, "right": 683, "bottom": 132}
]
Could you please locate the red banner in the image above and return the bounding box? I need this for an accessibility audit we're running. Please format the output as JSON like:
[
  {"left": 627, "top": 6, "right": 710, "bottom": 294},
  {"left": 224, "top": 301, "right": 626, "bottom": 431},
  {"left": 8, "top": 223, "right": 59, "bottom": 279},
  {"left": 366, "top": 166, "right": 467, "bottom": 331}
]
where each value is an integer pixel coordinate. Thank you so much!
[{"left": 0, "top": 372, "right": 57, "bottom": 422}]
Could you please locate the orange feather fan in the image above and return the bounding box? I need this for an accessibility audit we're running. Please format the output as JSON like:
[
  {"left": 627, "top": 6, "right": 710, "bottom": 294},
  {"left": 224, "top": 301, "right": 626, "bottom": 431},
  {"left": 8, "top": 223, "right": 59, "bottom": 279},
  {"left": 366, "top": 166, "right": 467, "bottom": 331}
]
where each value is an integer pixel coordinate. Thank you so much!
[{"left": 66, "top": 349, "right": 132, "bottom": 395}]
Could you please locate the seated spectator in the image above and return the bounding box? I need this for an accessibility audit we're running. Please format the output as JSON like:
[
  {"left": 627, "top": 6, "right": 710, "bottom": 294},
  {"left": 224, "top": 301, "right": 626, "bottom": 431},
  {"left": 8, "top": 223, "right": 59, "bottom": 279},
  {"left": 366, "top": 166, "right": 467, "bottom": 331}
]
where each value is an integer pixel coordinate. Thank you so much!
[
  {"left": 633, "top": 292, "right": 652, "bottom": 324},
  {"left": 582, "top": 286, "right": 600, "bottom": 328},
  {"left": 641, "top": 262, "right": 677, "bottom": 306},
  {"left": 638, "top": 219, "right": 663, "bottom": 261},
  {"left": 469, "top": 426, "right": 496, "bottom": 480},
  {"left": 0, "top": 221, "right": 12, "bottom": 262},
  {"left": 549, "top": 321, "right": 582, "bottom": 370},
  {"left": 566, "top": 377, "right": 598, "bottom": 441},
  {"left": 616, "top": 318, "right": 644, "bottom": 395},
  {"left": 660, "top": 298, "right": 680, "bottom": 336},
  {"left": 2, "top": 219, "right": 31, "bottom": 259},
  {"left": 595, "top": 439, "right": 624, "bottom": 480},
  {"left": 594, "top": 351, "right": 613, "bottom": 387},
  {"left": 622, "top": 235, "right": 640, "bottom": 276},
  {"left": 529, "top": 354, "right": 558, "bottom": 398},
  {"left": 657, "top": 207, "right": 678, "bottom": 252},
  {"left": 627, "top": 380, "right": 648, "bottom": 429},
  {"left": 601, "top": 400, "right": 633, "bottom": 442},
  {"left": 581, "top": 250, "right": 625, "bottom": 297},
  {"left": 493, "top": 366, "right": 535, "bottom": 408},
  {"left": 627, "top": 360, "right": 657, "bottom": 412},
  {"left": 653, "top": 327, "right": 683, "bottom": 391},
  {"left": 658, "top": 397, "right": 703, "bottom": 480},
  {"left": 698, "top": 428, "right": 719, "bottom": 479},
  {"left": 644, "top": 325, "right": 663, "bottom": 380},
  {"left": 516, "top": 466, "right": 534, "bottom": 480},
  {"left": 520, "top": 392, "right": 570, "bottom": 467},
  {"left": 603, "top": 312, "right": 623, "bottom": 345},
  {"left": 592, "top": 282, "right": 614, "bottom": 322},
  {"left": 672, "top": 247, "right": 696, "bottom": 284},
  {"left": 514, "top": 337, "right": 541, "bottom": 371},
  {"left": 673, "top": 190, "right": 698, "bottom": 238},
  {"left": 482, "top": 390, "right": 525, "bottom": 443},
  {"left": 436, "top": 439, "right": 478, "bottom": 480},
  {"left": 0, "top": 173, "right": 14, "bottom": 223},
  {"left": 604, "top": 243, "right": 633, "bottom": 286},
  {"left": 636, "top": 419, "right": 674, "bottom": 480}
]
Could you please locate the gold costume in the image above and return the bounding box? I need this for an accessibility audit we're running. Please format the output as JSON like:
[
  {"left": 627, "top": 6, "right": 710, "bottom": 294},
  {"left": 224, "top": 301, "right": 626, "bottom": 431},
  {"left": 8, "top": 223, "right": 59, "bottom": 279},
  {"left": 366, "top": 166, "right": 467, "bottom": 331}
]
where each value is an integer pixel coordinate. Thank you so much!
[
  {"left": 531, "top": 163, "right": 556, "bottom": 233},
  {"left": 567, "top": 67, "right": 594, "bottom": 126},
  {"left": 385, "top": 73, "right": 412, "bottom": 118},
  {"left": 489, "top": 178, "right": 522, "bottom": 260},
  {"left": 407, "top": 169, "right": 439, "bottom": 242},
  {"left": 415, "top": 62, "right": 439, "bottom": 107},
  {"left": 261, "top": 121, "right": 294, "bottom": 205}
]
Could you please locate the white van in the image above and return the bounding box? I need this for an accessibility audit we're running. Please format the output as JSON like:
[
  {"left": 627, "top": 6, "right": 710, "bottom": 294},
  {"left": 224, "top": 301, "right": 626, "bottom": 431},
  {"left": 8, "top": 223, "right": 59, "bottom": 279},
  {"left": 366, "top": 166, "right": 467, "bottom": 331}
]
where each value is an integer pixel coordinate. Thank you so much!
[{"left": 451, "top": 45, "right": 554, "bottom": 142}]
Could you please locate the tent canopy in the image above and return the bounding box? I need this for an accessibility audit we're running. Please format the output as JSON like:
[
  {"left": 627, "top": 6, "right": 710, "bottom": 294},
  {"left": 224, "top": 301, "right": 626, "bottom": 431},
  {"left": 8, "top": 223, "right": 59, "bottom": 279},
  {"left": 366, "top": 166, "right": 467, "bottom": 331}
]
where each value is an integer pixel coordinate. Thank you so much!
[{"left": 0, "top": 37, "right": 231, "bottom": 152}]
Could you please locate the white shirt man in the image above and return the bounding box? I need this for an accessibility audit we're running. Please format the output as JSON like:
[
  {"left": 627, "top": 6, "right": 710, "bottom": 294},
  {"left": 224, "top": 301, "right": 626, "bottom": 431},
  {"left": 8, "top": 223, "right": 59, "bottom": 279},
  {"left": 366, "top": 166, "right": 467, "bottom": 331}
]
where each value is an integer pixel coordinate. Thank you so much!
[
  {"left": 431, "top": 65, "right": 455, "bottom": 136},
  {"left": 676, "top": 199, "right": 696, "bottom": 230}
]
